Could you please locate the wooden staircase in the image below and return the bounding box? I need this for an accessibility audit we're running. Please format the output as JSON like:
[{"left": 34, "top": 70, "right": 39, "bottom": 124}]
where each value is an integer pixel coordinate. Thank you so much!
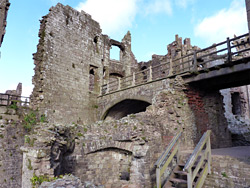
[
  {"left": 164, "top": 163, "right": 188, "bottom": 188},
  {"left": 155, "top": 130, "right": 211, "bottom": 188}
]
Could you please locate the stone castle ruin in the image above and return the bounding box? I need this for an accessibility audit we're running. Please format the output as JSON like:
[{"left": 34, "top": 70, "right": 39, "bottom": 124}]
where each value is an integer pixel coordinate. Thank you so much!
[
  {"left": 0, "top": 1, "right": 250, "bottom": 188},
  {"left": 0, "top": 0, "right": 9, "bottom": 48}
]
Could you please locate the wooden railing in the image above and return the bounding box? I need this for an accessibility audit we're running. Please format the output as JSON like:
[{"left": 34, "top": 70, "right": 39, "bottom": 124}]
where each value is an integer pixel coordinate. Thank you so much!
[
  {"left": 100, "top": 33, "right": 250, "bottom": 95},
  {"left": 155, "top": 130, "right": 182, "bottom": 188},
  {"left": 183, "top": 130, "right": 211, "bottom": 188},
  {"left": 0, "top": 93, "right": 30, "bottom": 107}
]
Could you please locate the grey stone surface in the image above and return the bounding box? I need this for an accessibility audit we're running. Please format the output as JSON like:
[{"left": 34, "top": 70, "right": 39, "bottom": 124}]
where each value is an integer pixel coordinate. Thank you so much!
[
  {"left": 0, "top": 106, "right": 25, "bottom": 188},
  {"left": 0, "top": 0, "right": 10, "bottom": 47}
]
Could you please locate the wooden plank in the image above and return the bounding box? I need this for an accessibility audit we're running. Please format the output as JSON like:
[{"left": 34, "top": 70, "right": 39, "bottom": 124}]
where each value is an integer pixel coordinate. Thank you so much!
[
  {"left": 184, "top": 131, "right": 211, "bottom": 172},
  {"left": 195, "top": 162, "right": 208, "bottom": 188},
  {"left": 192, "top": 153, "right": 205, "bottom": 181},
  {"left": 156, "top": 167, "right": 161, "bottom": 188},
  {"left": 160, "top": 145, "right": 178, "bottom": 176},
  {"left": 187, "top": 170, "right": 192, "bottom": 188},
  {"left": 155, "top": 130, "right": 181, "bottom": 167}
]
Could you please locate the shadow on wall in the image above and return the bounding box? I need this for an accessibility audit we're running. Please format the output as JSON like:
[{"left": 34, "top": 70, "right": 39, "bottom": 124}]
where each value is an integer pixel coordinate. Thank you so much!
[{"left": 104, "top": 99, "right": 151, "bottom": 120}]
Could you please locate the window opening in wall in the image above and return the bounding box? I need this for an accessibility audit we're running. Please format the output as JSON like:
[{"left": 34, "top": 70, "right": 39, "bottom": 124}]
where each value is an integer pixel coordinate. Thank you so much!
[
  {"left": 110, "top": 46, "right": 120, "bottom": 61},
  {"left": 103, "top": 67, "right": 106, "bottom": 78},
  {"left": 141, "top": 66, "right": 147, "bottom": 81},
  {"left": 89, "top": 65, "right": 98, "bottom": 92},
  {"left": 232, "top": 92, "right": 241, "bottom": 115},
  {"left": 94, "top": 36, "right": 98, "bottom": 43}
]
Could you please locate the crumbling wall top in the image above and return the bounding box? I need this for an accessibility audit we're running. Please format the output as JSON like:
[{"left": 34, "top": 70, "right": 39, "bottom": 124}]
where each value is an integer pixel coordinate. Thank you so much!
[{"left": 0, "top": 0, "right": 10, "bottom": 47}]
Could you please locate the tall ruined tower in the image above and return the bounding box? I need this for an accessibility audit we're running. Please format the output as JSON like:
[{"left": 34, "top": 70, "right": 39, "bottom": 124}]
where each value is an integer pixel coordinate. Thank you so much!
[{"left": 31, "top": 3, "right": 137, "bottom": 125}]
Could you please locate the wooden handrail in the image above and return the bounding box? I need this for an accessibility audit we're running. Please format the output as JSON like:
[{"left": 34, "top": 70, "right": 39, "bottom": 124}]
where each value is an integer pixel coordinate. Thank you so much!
[
  {"left": 0, "top": 93, "right": 30, "bottom": 107},
  {"left": 100, "top": 32, "right": 250, "bottom": 95},
  {"left": 155, "top": 130, "right": 182, "bottom": 188},
  {"left": 183, "top": 130, "right": 211, "bottom": 188}
]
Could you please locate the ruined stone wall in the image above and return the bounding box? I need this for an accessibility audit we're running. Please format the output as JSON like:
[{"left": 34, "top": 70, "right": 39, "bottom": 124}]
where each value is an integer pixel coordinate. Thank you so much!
[
  {"left": 0, "top": 0, "right": 10, "bottom": 47},
  {"left": 31, "top": 3, "right": 137, "bottom": 125},
  {"left": 0, "top": 106, "right": 25, "bottom": 188},
  {"left": 204, "top": 154, "right": 250, "bottom": 188},
  {"left": 221, "top": 86, "right": 250, "bottom": 146},
  {"left": 22, "top": 77, "right": 198, "bottom": 188},
  {"left": 185, "top": 86, "right": 232, "bottom": 148},
  {"left": 31, "top": 4, "right": 103, "bottom": 125}
]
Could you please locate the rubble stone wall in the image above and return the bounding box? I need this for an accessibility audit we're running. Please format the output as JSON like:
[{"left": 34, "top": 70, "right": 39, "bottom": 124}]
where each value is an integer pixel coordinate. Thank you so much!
[
  {"left": 22, "top": 78, "right": 198, "bottom": 188},
  {"left": 0, "top": 107, "right": 25, "bottom": 188},
  {"left": 31, "top": 4, "right": 137, "bottom": 125},
  {"left": 185, "top": 86, "right": 232, "bottom": 148}
]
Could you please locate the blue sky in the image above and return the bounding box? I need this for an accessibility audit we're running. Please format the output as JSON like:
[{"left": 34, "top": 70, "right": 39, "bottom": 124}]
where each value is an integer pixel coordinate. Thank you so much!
[{"left": 0, "top": 0, "right": 248, "bottom": 96}]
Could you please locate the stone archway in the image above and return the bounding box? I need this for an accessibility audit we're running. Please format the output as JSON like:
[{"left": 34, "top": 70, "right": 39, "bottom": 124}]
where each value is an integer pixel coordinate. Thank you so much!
[{"left": 103, "top": 99, "right": 151, "bottom": 120}]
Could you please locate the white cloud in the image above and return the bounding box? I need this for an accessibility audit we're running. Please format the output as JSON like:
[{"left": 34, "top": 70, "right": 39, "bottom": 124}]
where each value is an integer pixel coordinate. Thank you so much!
[
  {"left": 194, "top": 0, "right": 248, "bottom": 45},
  {"left": 175, "top": 0, "right": 195, "bottom": 9},
  {"left": 76, "top": 0, "right": 139, "bottom": 35},
  {"left": 144, "top": 0, "right": 172, "bottom": 15}
]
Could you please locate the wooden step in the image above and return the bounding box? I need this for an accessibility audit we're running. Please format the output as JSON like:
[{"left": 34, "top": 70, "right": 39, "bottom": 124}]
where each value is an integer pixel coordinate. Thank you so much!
[
  {"left": 174, "top": 170, "right": 188, "bottom": 176},
  {"left": 177, "top": 163, "right": 186, "bottom": 168},
  {"left": 170, "top": 177, "right": 187, "bottom": 184}
]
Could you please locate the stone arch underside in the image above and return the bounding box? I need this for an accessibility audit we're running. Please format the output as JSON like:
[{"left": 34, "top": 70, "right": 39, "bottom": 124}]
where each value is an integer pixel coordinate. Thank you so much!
[{"left": 103, "top": 99, "right": 151, "bottom": 120}]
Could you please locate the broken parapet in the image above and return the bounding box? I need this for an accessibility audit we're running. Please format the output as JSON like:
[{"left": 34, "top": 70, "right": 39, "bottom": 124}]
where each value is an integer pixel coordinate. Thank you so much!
[{"left": 0, "top": 0, "right": 10, "bottom": 47}]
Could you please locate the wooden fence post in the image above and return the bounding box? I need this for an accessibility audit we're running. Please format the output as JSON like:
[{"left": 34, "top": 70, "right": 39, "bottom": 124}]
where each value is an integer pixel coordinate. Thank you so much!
[
  {"left": 168, "top": 59, "right": 173, "bottom": 76},
  {"left": 149, "top": 66, "right": 152, "bottom": 81},
  {"left": 7, "top": 94, "right": 10, "bottom": 106},
  {"left": 207, "top": 135, "right": 211, "bottom": 174},
  {"left": 118, "top": 77, "right": 121, "bottom": 90},
  {"left": 227, "top": 37, "right": 232, "bottom": 62},
  {"left": 187, "top": 170, "right": 192, "bottom": 188},
  {"left": 132, "top": 73, "right": 135, "bottom": 86},
  {"left": 156, "top": 167, "right": 161, "bottom": 188},
  {"left": 193, "top": 51, "right": 197, "bottom": 71}
]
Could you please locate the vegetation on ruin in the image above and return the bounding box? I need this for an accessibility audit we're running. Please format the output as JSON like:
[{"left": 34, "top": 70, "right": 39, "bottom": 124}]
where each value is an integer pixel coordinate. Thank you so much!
[
  {"left": 23, "top": 111, "right": 37, "bottom": 131},
  {"left": 9, "top": 101, "right": 18, "bottom": 110},
  {"left": 30, "top": 174, "right": 64, "bottom": 187},
  {"left": 221, "top": 172, "right": 228, "bottom": 178},
  {"left": 40, "top": 114, "right": 46, "bottom": 123},
  {"left": 27, "top": 159, "right": 33, "bottom": 170}
]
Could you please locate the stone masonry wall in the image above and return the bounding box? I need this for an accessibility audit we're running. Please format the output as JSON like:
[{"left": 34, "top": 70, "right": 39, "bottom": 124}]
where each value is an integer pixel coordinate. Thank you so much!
[
  {"left": 31, "top": 3, "right": 103, "bottom": 125},
  {"left": 185, "top": 86, "right": 232, "bottom": 148},
  {"left": 31, "top": 3, "right": 137, "bottom": 125},
  {"left": 0, "top": 106, "right": 25, "bottom": 188},
  {"left": 203, "top": 155, "right": 250, "bottom": 188},
  {"left": 22, "top": 77, "right": 198, "bottom": 188},
  {"left": 0, "top": 0, "right": 10, "bottom": 47}
]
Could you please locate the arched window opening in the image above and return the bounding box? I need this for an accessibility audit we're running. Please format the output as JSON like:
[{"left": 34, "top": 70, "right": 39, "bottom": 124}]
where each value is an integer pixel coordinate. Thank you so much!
[
  {"left": 110, "top": 46, "right": 120, "bottom": 61},
  {"left": 94, "top": 36, "right": 98, "bottom": 43}
]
